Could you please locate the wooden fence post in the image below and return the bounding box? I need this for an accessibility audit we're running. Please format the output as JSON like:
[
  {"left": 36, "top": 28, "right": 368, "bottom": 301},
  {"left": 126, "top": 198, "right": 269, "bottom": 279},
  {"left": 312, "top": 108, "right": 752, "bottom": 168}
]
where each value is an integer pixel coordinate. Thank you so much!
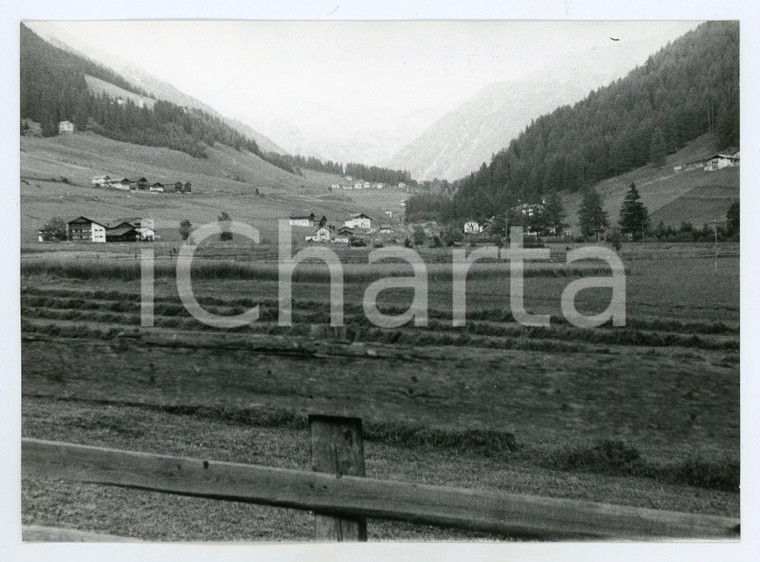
[{"left": 309, "top": 414, "right": 367, "bottom": 541}]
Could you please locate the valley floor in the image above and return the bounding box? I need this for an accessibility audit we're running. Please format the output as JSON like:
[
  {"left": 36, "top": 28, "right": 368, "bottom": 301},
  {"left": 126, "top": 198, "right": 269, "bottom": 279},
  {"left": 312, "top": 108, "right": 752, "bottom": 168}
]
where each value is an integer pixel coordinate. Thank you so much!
[{"left": 20, "top": 245, "right": 739, "bottom": 541}]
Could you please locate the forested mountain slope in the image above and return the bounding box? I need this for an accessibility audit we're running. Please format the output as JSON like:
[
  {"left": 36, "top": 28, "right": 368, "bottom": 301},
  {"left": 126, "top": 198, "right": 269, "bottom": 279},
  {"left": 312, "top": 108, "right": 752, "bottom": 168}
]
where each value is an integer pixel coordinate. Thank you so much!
[
  {"left": 406, "top": 21, "right": 739, "bottom": 225},
  {"left": 20, "top": 24, "right": 295, "bottom": 172}
]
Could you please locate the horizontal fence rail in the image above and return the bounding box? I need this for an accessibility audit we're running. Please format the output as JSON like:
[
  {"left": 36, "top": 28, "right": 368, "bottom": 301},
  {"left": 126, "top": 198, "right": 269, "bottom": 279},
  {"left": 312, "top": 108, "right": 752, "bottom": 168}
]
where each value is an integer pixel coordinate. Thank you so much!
[{"left": 22, "top": 438, "right": 739, "bottom": 541}]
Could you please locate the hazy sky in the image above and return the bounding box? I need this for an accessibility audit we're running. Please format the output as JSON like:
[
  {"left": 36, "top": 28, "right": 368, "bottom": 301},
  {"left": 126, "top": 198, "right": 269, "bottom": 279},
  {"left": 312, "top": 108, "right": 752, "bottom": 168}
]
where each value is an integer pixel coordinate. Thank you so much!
[{"left": 28, "top": 20, "right": 699, "bottom": 160}]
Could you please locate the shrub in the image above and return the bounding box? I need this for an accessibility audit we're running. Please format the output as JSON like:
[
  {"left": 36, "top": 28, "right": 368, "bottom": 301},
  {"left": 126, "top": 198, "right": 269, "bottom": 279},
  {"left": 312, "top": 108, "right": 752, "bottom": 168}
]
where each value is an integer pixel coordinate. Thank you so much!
[
  {"left": 666, "top": 457, "right": 739, "bottom": 492},
  {"left": 179, "top": 219, "right": 192, "bottom": 241},
  {"left": 550, "top": 439, "right": 641, "bottom": 473}
]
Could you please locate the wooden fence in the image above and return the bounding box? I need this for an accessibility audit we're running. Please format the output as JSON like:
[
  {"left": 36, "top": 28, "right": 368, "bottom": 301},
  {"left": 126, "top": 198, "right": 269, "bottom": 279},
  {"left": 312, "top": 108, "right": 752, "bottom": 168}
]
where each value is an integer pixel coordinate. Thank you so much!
[{"left": 22, "top": 415, "right": 739, "bottom": 542}]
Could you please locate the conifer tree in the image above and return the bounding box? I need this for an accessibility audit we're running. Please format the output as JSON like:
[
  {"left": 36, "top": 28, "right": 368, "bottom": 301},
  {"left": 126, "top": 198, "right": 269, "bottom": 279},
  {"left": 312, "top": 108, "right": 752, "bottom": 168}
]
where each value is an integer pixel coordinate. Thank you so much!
[
  {"left": 579, "top": 187, "right": 609, "bottom": 240},
  {"left": 543, "top": 190, "right": 566, "bottom": 235},
  {"left": 650, "top": 127, "right": 667, "bottom": 166},
  {"left": 619, "top": 182, "right": 649, "bottom": 240}
]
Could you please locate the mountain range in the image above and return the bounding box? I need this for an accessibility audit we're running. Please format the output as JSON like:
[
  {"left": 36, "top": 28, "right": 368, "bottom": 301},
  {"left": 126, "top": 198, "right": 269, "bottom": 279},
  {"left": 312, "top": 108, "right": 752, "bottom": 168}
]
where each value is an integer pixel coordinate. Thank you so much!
[
  {"left": 24, "top": 22, "right": 287, "bottom": 156},
  {"left": 386, "top": 32, "right": 695, "bottom": 181}
]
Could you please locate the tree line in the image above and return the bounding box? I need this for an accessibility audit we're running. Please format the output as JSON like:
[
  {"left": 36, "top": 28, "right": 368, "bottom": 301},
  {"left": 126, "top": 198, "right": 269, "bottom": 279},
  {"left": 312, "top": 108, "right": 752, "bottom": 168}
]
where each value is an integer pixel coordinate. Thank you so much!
[
  {"left": 344, "top": 163, "right": 414, "bottom": 185},
  {"left": 405, "top": 21, "right": 739, "bottom": 226},
  {"left": 267, "top": 152, "right": 416, "bottom": 185},
  {"left": 577, "top": 183, "right": 738, "bottom": 243}
]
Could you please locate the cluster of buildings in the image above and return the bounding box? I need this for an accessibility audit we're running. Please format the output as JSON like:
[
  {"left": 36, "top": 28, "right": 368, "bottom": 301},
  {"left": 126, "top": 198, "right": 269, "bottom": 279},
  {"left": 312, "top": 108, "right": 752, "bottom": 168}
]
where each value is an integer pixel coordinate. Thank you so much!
[
  {"left": 38, "top": 216, "right": 155, "bottom": 243},
  {"left": 289, "top": 211, "right": 397, "bottom": 244},
  {"left": 463, "top": 201, "right": 549, "bottom": 237},
  {"left": 329, "top": 180, "right": 407, "bottom": 191},
  {"left": 91, "top": 175, "right": 192, "bottom": 194}
]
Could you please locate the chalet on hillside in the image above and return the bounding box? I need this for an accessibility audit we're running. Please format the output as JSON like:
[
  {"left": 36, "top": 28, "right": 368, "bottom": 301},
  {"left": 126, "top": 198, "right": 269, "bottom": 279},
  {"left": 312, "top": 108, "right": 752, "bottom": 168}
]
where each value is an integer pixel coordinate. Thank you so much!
[
  {"left": 704, "top": 153, "right": 740, "bottom": 172},
  {"left": 184, "top": 181, "right": 192, "bottom": 193},
  {"left": 113, "top": 178, "right": 131, "bottom": 191},
  {"left": 136, "top": 177, "right": 149, "bottom": 191},
  {"left": 150, "top": 182, "right": 164, "bottom": 192},
  {"left": 174, "top": 181, "right": 184, "bottom": 193},
  {"left": 91, "top": 175, "right": 111, "bottom": 187}
]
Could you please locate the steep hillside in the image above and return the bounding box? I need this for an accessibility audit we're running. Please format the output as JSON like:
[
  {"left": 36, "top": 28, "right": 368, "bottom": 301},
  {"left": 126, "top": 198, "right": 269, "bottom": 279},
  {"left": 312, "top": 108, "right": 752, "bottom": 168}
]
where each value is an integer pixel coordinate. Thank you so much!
[
  {"left": 20, "top": 24, "right": 292, "bottom": 168},
  {"left": 388, "top": 72, "right": 593, "bottom": 182},
  {"left": 561, "top": 133, "right": 739, "bottom": 231},
  {"left": 20, "top": 133, "right": 407, "bottom": 243},
  {"left": 25, "top": 21, "right": 287, "bottom": 156},
  {"left": 405, "top": 21, "right": 739, "bottom": 226},
  {"left": 84, "top": 75, "right": 156, "bottom": 109},
  {"left": 387, "top": 34, "right": 689, "bottom": 181},
  {"left": 112, "top": 62, "right": 288, "bottom": 156}
]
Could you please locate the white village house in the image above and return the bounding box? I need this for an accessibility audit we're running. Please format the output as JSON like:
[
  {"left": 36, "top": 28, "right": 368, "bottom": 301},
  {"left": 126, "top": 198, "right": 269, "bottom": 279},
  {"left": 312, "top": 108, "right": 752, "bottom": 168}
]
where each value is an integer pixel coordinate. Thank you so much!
[
  {"left": 343, "top": 213, "right": 372, "bottom": 230},
  {"left": 66, "top": 216, "right": 107, "bottom": 243},
  {"left": 333, "top": 231, "right": 351, "bottom": 244},
  {"left": 91, "top": 175, "right": 112, "bottom": 187},
  {"left": 289, "top": 213, "right": 316, "bottom": 227},
  {"left": 58, "top": 120, "right": 74, "bottom": 134},
  {"left": 463, "top": 220, "right": 483, "bottom": 234},
  {"left": 113, "top": 178, "right": 132, "bottom": 191},
  {"left": 315, "top": 225, "right": 333, "bottom": 242},
  {"left": 305, "top": 225, "right": 333, "bottom": 243}
]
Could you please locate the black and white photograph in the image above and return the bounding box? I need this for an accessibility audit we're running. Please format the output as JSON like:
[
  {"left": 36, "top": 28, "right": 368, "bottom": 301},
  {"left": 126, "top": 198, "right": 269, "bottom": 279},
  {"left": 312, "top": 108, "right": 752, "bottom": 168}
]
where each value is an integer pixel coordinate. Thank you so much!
[{"left": 4, "top": 1, "right": 757, "bottom": 560}]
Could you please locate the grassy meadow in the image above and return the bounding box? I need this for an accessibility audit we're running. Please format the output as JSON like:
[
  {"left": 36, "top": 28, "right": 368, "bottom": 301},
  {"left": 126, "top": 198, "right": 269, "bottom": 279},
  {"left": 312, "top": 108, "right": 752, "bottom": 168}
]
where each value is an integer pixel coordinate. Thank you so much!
[
  {"left": 20, "top": 239, "right": 739, "bottom": 541},
  {"left": 20, "top": 132, "right": 409, "bottom": 244}
]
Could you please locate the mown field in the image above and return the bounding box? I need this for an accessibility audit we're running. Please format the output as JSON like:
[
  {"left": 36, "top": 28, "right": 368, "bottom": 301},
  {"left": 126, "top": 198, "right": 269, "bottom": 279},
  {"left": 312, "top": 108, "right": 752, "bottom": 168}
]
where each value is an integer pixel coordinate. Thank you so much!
[{"left": 20, "top": 242, "right": 739, "bottom": 541}]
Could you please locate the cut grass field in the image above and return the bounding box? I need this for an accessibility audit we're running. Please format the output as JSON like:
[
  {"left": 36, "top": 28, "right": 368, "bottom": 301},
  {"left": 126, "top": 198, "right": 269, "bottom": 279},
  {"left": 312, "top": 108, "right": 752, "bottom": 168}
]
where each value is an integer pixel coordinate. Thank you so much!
[{"left": 20, "top": 244, "right": 739, "bottom": 540}]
